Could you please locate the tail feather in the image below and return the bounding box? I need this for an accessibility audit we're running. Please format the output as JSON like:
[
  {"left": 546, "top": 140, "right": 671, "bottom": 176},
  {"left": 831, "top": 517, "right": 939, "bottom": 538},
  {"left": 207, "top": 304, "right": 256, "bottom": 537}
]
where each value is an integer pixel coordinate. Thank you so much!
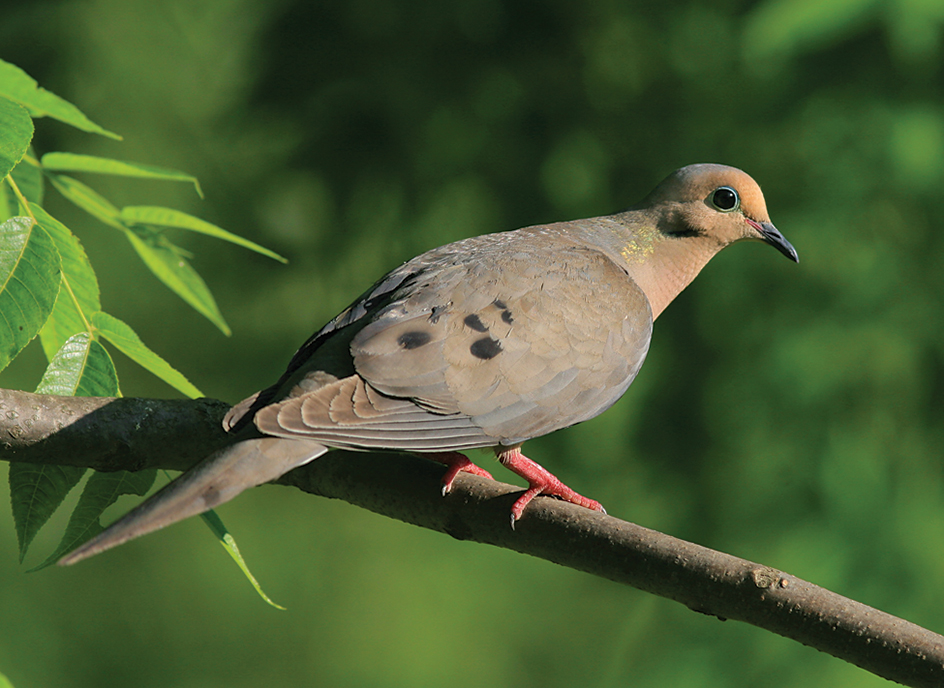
[{"left": 58, "top": 437, "right": 328, "bottom": 565}]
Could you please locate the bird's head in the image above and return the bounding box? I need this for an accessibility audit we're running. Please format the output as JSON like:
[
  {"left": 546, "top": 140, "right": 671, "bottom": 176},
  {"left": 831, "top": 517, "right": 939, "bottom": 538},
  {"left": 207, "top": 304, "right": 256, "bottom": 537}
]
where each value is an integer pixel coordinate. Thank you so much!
[{"left": 644, "top": 163, "right": 798, "bottom": 263}]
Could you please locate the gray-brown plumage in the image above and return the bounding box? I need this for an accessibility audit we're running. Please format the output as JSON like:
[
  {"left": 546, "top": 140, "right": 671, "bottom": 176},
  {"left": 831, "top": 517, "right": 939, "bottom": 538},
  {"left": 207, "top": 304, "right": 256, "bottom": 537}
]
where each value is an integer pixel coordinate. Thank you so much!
[{"left": 59, "top": 163, "right": 797, "bottom": 565}]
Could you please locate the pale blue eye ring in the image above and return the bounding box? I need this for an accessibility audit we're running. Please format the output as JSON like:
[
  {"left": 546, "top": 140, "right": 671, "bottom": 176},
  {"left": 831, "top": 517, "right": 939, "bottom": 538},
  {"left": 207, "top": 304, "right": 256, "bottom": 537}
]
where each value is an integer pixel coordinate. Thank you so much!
[{"left": 710, "top": 186, "right": 739, "bottom": 212}]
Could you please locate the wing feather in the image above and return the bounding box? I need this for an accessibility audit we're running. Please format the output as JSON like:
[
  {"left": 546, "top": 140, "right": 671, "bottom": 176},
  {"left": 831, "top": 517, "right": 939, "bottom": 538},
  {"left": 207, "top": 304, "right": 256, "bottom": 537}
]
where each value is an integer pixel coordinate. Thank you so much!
[{"left": 246, "top": 226, "right": 653, "bottom": 451}]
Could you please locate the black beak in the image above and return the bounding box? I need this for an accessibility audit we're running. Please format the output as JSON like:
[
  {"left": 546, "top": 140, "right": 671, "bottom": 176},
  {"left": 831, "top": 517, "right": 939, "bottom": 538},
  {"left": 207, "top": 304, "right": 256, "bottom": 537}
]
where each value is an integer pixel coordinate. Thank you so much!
[{"left": 754, "top": 221, "right": 799, "bottom": 263}]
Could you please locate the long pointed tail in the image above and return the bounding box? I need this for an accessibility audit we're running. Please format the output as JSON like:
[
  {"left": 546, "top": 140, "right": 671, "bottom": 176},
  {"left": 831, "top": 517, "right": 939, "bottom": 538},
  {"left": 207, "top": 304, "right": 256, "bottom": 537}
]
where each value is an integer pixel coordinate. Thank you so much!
[{"left": 58, "top": 437, "right": 328, "bottom": 565}]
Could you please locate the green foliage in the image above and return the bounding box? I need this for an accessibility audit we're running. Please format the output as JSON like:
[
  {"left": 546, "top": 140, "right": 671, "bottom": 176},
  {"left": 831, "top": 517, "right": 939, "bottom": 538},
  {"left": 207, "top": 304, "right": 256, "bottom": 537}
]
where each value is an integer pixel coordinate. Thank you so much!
[
  {"left": 29, "top": 466, "right": 157, "bottom": 571},
  {"left": 0, "top": 58, "right": 283, "bottom": 599},
  {"left": 0, "top": 59, "right": 120, "bottom": 139},
  {"left": 41, "top": 152, "right": 204, "bottom": 197},
  {"left": 35, "top": 332, "right": 119, "bottom": 397},
  {"left": 119, "top": 206, "right": 286, "bottom": 262},
  {"left": 0, "top": 97, "right": 32, "bottom": 179},
  {"left": 91, "top": 312, "right": 201, "bottom": 398},
  {"left": 32, "top": 205, "right": 100, "bottom": 359},
  {"left": 0, "top": 216, "right": 60, "bottom": 369},
  {"left": 11, "top": 332, "right": 125, "bottom": 569},
  {"left": 9, "top": 462, "right": 84, "bottom": 563}
]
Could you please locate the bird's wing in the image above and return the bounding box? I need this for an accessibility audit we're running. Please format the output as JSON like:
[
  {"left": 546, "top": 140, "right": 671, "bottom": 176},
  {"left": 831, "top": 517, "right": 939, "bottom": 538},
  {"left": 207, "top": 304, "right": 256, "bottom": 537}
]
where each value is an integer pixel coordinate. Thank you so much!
[{"left": 248, "top": 230, "right": 654, "bottom": 450}]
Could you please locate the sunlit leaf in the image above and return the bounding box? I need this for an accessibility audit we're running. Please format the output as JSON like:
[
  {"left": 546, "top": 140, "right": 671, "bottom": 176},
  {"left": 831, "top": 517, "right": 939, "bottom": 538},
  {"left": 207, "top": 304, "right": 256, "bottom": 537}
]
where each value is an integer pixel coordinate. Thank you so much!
[
  {"left": 31, "top": 206, "right": 100, "bottom": 359},
  {"left": 42, "top": 153, "right": 202, "bottom": 198},
  {"left": 45, "top": 173, "right": 122, "bottom": 228},
  {"left": 0, "top": 96, "right": 33, "bottom": 180},
  {"left": 120, "top": 206, "right": 286, "bottom": 262},
  {"left": 11, "top": 154, "right": 43, "bottom": 205},
  {"left": 0, "top": 216, "right": 61, "bottom": 371},
  {"left": 93, "top": 311, "right": 202, "bottom": 398},
  {"left": 0, "top": 59, "right": 120, "bottom": 139},
  {"left": 47, "top": 173, "right": 230, "bottom": 333},
  {"left": 123, "top": 229, "right": 230, "bottom": 335},
  {"left": 35, "top": 332, "right": 119, "bottom": 397},
  {"left": 0, "top": 181, "right": 10, "bottom": 223}
]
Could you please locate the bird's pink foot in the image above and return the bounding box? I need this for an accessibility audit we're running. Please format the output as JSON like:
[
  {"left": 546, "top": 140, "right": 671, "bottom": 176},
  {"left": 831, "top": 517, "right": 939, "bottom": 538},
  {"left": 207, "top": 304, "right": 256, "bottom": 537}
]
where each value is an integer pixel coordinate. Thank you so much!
[
  {"left": 426, "top": 451, "right": 494, "bottom": 495},
  {"left": 497, "top": 447, "right": 605, "bottom": 526}
]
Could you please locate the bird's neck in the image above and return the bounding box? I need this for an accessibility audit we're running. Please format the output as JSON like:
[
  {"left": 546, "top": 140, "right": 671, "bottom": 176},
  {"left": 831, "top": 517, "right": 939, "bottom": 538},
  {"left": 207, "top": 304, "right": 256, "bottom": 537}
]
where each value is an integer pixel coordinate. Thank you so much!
[
  {"left": 538, "top": 214, "right": 724, "bottom": 320},
  {"left": 625, "top": 238, "right": 719, "bottom": 319},
  {"left": 600, "top": 212, "right": 724, "bottom": 320}
]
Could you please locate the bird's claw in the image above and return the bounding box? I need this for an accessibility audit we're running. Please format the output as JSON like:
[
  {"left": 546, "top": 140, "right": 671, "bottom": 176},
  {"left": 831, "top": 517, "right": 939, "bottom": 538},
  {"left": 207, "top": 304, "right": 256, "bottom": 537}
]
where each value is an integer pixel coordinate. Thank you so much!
[
  {"left": 427, "top": 451, "right": 493, "bottom": 497},
  {"left": 497, "top": 446, "right": 605, "bottom": 527}
]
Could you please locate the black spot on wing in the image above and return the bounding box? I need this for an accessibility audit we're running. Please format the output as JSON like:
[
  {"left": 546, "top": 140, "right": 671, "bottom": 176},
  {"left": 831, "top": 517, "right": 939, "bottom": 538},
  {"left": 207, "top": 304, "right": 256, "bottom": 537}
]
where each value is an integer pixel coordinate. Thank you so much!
[
  {"left": 463, "top": 314, "right": 488, "bottom": 332},
  {"left": 470, "top": 337, "right": 502, "bottom": 360},
  {"left": 491, "top": 298, "right": 513, "bottom": 324},
  {"left": 398, "top": 331, "right": 432, "bottom": 349},
  {"left": 429, "top": 305, "right": 447, "bottom": 325}
]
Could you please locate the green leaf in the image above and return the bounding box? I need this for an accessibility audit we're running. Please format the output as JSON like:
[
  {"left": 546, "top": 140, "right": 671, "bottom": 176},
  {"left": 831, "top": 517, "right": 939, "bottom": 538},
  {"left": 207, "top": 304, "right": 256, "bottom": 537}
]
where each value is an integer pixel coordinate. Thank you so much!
[
  {"left": 12, "top": 154, "right": 44, "bottom": 205},
  {"left": 11, "top": 333, "right": 119, "bottom": 562},
  {"left": 46, "top": 173, "right": 122, "bottom": 228},
  {"left": 29, "top": 209, "right": 202, "bottom": 397},
  {"left": 0, "top": 180, "right": 10, "bottom": 222},
  {"left": 0, "top": 96, "right": 33, "bottom": 180},
  {"left": 123, "top": 228, "right": 231, "bottom": 334},
  {"left": 31, "top": 468, "right": 157, "bottom": 571},
  {"left": 35, "top": 332, "right": 119, "bottom": 397},
  {"left": 9, "top": 463, "right": 85, "bottom": 563},
  {"left": 0, "top": 669, "right": 15, "bottom": 688},
  {"left": 47, "top": 173, "right": 230, "bottom": 333},
  {"left": 120, "top": 206, "right": 286, "bottom": 262},
  {"left": 0, "top": 59, "right": 121, "bottom": 140},
  {"left": 1, "top": 153, "right": 41, "bottom": 224},
  {"left": 0, "top": 151, "right": 43, "bottom": 222},
  {"left": 31, "top": 206, "right": 101, "bottom": 359},
  {"left": 200, "top": 509, "right": 286, "bottom": 610},
  {"left": 42, "top": 153, "right": 202, "bottom": 198},
  {"left": 93, "top": 311, "right": 203, "bottom": 398},
  {"left": 0, "top": 216, "right": 61, "bottom": 371}
]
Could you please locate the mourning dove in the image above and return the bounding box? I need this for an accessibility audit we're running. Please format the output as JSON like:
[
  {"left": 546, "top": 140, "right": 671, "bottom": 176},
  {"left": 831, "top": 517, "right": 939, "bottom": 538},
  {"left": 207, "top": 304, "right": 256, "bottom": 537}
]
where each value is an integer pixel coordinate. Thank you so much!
[{"left": 59, "top": 163, "right": 797, "bottom": 565}]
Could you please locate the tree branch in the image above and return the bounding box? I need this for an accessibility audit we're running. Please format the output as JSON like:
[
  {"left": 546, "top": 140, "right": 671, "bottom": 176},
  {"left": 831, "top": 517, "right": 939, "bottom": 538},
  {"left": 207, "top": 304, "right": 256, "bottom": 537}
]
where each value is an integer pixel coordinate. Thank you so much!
[{"left": 1, "top": 388, "right": 942, "bottom": 687}]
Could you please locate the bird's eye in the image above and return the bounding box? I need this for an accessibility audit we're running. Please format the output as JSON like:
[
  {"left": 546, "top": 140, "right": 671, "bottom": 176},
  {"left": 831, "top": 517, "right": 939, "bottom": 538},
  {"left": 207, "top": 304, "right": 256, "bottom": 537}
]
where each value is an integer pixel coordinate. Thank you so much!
[{"left": 710, "top": 186, "right": 739, "bottom": 212}]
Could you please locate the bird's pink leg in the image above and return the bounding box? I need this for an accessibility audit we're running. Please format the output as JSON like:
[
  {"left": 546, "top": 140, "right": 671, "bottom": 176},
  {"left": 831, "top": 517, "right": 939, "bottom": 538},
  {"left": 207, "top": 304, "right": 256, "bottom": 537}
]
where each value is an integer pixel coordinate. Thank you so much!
[
  {"left": 426, "top": 452, "right": 494, "bottom": 495},
  {"left": 497, "top": 447, "right": 605, "bottom": 525}
]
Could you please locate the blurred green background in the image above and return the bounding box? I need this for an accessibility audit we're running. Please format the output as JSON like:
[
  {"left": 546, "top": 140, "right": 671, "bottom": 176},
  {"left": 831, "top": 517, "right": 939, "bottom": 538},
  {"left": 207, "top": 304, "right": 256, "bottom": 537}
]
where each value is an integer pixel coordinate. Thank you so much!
[{"left": 2, "top": 0, "right": 944, "bottom": 686}]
